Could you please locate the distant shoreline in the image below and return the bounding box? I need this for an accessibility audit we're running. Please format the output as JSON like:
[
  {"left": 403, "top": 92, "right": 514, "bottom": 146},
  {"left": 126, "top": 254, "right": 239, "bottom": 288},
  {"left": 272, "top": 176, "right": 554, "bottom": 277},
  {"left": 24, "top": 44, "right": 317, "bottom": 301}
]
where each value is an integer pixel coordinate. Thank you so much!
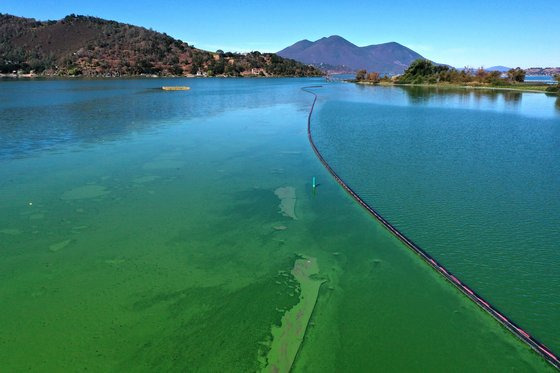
[
  {"left": 354, "top": 80, "right": 558, "bottom": 95},
  {"left": 0, "top": 73, "right": 322, "bottom": 80}
]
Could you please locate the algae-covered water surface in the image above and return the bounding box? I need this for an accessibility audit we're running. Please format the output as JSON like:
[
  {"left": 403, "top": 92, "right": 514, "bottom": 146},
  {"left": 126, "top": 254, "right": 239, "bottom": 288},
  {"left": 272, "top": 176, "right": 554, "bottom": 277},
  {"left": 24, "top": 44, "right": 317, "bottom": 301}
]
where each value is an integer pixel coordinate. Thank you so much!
[{"left": 0, "top": 78, "right": 553, "bottom": 371}]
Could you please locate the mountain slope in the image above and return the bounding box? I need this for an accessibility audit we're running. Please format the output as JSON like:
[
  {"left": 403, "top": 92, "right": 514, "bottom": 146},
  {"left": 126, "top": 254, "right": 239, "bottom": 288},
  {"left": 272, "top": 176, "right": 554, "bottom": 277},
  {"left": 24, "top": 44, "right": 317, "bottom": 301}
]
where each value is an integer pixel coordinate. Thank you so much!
[
  {"left": 0, "top": 13, "right": 322, "bottom": 77},
  {"left": 486, "top": 66, "right": 511, "bottom": 72},
  {"left": 278, "top": 35, "right": 425, "bottom": 74}
]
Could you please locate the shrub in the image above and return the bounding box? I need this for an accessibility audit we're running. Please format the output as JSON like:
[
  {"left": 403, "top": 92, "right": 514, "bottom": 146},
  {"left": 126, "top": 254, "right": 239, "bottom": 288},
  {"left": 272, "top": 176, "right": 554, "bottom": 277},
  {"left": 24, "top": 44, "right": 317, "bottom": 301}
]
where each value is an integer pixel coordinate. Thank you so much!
[
  {"left": 507, "top": 67, "right": 526, "bottom": 83},
  {"left": 355, "top": 69, "right": 366, "bottom": 81},
  {"left": 366, "top": 72, "right": 380, "bottom": 83}
]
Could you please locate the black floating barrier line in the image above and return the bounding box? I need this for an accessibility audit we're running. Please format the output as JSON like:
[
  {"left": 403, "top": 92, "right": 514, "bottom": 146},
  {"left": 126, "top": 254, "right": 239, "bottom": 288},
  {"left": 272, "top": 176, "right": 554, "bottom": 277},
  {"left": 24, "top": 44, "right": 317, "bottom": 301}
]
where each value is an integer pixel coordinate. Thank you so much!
[{"left": 302, "top": 86, "right": 560, "bottom": 370}]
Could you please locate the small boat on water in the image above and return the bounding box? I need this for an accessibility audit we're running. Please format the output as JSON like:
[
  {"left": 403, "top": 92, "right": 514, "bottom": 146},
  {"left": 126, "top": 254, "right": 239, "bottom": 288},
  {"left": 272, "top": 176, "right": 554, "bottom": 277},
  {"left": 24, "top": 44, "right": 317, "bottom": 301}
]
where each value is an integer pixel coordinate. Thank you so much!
[{"left": 161, "top": 86, "right": 190, "bottom": 91}]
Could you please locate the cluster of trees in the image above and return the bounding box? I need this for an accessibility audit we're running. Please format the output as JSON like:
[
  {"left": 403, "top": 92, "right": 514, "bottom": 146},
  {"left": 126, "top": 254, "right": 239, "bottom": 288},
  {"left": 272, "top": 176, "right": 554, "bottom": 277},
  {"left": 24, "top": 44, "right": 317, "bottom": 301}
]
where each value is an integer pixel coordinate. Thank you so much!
[
  {"left": 0, "top": 14, "right": 322, "bottom": 77},
  {"left": 355, "top": 70, "right": 383, "bottom": 83},
  {"left": 353, "top": 62, "right": 559, "bottom": 96},
  {"left": 264, "top": 53, "right": 322, "bottom": 77},
  {"left": 546, "top": 74, "right": 560, "bottom": 94},
  {"left": 0, "top": 47, "right": 54, "bottom": 73},
  {"left": 396, "top": 59, "right": 527, "bottom": 85},
  {"left": 0, "top": 14, "right": 193, "bottom": 75},
  {"left": 506, "top": 67, "right": 526, "bottom": 82},
  {"left": 0, "top": 14, "right": 40, "bottom": 72},
  {"left": 191, "top": 51, "right": 321, "bottom": 77}
]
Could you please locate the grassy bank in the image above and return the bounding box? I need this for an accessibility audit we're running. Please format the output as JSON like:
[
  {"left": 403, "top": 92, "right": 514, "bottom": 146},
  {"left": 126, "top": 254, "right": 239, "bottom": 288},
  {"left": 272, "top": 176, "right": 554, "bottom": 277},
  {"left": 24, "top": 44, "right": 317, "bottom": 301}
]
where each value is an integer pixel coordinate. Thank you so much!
[
  {"left": 352, "top": 59, "right": 559, "bottom": 96},
  {"left": 354, "top": 80, "right": 558, "bottom": 95}
]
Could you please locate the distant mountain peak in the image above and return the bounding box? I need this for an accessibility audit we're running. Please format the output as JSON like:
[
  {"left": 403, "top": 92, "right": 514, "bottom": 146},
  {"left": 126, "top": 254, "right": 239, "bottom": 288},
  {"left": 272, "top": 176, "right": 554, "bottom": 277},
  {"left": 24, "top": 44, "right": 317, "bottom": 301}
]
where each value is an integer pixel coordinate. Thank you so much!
[
  {"left": 277, "top": 36, "right": 425, "bottom": 74},
  {"left": 315, "top": 35, "right": 355, "bottom": 46},
  {"left": 486, "top": 66, "right": 511, "bottom": 72},
  {"left": 379, "top": 41, "right": 403, "bottom": 47},
  {"left": 326, "top": 35, "right": 348, "bottom": 40}
]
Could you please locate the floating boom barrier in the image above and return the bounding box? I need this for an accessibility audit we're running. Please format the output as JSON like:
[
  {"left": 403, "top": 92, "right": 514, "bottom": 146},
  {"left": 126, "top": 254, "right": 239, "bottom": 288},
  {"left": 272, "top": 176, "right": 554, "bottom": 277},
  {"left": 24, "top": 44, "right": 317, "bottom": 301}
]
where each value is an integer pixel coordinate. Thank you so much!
[{"left": 302, "top": 86, "right": 560, "bottom": 370}]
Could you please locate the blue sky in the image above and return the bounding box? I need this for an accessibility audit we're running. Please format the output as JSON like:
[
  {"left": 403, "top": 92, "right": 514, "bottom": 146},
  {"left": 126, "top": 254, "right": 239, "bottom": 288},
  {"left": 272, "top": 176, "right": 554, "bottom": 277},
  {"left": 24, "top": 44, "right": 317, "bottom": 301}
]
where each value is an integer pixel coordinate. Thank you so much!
[{"left": 1, "top": 0, "right": 558, "bottom": 68}]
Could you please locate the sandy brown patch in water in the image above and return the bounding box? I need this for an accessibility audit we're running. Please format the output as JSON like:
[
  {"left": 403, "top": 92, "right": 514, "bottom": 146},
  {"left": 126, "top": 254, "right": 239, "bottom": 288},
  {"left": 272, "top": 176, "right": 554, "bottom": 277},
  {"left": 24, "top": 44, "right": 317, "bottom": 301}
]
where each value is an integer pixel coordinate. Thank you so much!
[{"left": 274, "top": 187, "right": 297, "bottom": 220}]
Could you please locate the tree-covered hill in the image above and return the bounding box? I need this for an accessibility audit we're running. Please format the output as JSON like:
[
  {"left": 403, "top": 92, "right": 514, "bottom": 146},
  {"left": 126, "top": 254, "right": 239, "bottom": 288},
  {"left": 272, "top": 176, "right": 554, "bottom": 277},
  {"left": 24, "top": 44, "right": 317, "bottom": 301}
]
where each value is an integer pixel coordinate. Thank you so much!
[{"left": 0, "top": 14, "right": 322, "bottom": 77}]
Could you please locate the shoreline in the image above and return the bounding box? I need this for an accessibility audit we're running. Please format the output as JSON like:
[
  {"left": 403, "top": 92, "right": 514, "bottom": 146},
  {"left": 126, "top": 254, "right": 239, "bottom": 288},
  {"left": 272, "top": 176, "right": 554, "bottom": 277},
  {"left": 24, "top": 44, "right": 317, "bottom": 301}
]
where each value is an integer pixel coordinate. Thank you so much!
[
  {"left": 354, "top": 80, "right": 558, "bottom": 95},
  {"left": 0, "top": 73, "right": 324, "bottom": 80}
]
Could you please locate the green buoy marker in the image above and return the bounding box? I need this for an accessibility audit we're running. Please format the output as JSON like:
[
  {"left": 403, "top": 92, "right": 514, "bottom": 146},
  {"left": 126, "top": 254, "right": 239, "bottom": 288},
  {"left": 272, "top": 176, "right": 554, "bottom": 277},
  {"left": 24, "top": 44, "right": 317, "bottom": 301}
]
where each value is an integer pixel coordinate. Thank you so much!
[{"left": 312, "top": 177, "right": 317, "bottom": 196}]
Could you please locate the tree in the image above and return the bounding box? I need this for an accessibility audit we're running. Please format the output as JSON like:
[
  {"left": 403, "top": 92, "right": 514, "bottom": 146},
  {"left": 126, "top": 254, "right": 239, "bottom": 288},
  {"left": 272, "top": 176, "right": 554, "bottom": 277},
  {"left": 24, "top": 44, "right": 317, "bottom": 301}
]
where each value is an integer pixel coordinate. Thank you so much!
[
  {"left": 137, "top": 59, "right": 155, "bottom": 74},
  {"left": 507, "top": 67, "right": 526, "bottom": 83},
  {"left": 169, "top": 64, "right": 183, "bottom": 76},
  {"left": 211, "top": 60, "right": 225, "bottom": 75},
  {"left": 366, "top": 72, "right": 380, "bottom": 83},
  {"left": 484, "top": 71, "right": 503, "bottom": 85},
  {"left": 405, "top": 59, "right": 436, "bottom": 77},
  {"left": 547, "top": 74, "right": 560, "bottom": 94},
  {"left": 475, "top": 67, "right": 487, "bottom": 82},
  {"left": 355, "top": 69, "right": 367, "bottom": 81},
  {"left": 397, "top": 59, "right": 438, "bottom": 84}
]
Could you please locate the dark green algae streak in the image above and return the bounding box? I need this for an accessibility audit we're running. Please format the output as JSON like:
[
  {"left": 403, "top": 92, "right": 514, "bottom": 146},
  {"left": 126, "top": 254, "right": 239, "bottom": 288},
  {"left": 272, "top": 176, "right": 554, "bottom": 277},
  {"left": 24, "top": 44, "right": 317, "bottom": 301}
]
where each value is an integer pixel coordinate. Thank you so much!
[{"left": 0, "top": 79, "right": 552, "bottom": 371}]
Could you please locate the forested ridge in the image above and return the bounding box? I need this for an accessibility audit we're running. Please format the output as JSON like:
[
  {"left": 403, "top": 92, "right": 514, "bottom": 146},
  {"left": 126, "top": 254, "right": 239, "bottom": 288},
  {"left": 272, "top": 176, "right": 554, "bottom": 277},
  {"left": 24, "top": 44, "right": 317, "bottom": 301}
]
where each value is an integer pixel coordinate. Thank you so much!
[{"left": 0, "top": 14, "right": 322, "bottom": 77}]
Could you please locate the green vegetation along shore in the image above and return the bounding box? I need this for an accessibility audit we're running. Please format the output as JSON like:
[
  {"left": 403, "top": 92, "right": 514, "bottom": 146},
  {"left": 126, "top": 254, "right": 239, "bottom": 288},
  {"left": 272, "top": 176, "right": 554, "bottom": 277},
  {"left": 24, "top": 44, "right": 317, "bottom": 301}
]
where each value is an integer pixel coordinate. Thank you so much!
[
  {"left": 0, "top": 14, "right": 323, "bottom": 78},
  {"left": 353, "top": 59, "right": 560, "bottom": 95}
]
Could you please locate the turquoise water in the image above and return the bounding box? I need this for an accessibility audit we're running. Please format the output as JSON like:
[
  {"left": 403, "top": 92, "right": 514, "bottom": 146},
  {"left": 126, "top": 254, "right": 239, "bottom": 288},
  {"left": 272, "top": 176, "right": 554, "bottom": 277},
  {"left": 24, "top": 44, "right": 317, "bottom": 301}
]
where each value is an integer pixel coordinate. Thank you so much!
[
  {"left": 0, "top": 78, "right": 554, "bottom": 371},
  {"left": 312, "top": 83, "right": 560, "bottom": 355}
]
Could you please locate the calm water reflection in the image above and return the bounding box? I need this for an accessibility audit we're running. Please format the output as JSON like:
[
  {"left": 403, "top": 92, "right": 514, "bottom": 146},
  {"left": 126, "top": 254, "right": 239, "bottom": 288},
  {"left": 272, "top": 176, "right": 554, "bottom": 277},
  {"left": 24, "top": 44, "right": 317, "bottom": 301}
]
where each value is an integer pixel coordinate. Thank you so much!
[{"left": 0, "top": 78, "right": 312, "bottom": 159}]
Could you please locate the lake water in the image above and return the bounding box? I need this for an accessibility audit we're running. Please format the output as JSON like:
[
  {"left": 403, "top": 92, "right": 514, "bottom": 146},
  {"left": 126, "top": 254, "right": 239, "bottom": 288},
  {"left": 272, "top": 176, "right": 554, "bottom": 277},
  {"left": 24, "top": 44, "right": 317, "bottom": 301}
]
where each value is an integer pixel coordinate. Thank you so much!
[
  {"left": 0, "top": 78, "right": 555, "bottom": 371},
  {"left": 312, "top": 83, "right": 560, "bottom": 357},
  {"left": 525, "top": 75, "right": 556, "bottom": 84}
]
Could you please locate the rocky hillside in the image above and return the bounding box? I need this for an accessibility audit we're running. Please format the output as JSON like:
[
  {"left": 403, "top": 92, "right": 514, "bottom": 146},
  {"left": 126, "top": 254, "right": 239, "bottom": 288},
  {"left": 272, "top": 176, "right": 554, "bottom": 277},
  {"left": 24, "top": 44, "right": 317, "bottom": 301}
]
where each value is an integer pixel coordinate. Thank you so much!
[{"left": 0, "top": 14, "right": 322, "bottom": 77}]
